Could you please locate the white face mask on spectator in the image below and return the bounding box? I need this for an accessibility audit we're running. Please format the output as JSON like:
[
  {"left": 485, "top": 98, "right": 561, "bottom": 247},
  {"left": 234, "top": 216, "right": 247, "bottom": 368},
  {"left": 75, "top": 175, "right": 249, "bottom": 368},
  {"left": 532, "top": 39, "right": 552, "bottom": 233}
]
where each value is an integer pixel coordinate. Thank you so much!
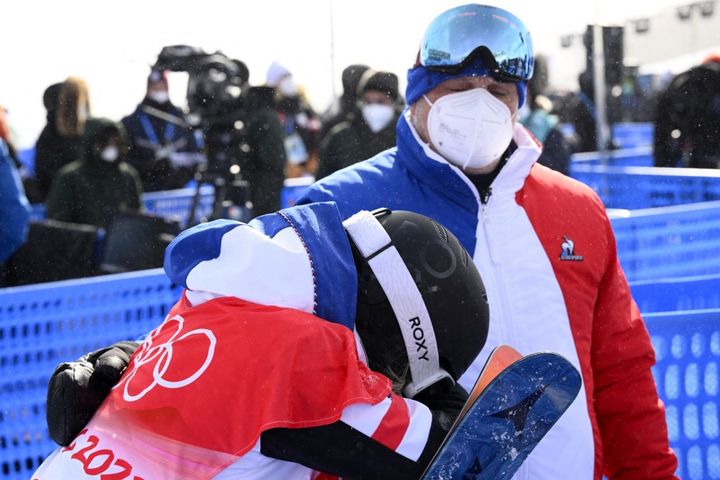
[
  {"left": 424, "top": 87, "right": 513, "bottom": 170},
  {"left": 278, "top": 77, "right": 298, "bottom": 97},
  {"left": 148, "top": 90, "right": 170, "bottom": 104},
  {"left": 362, "top": 104, "right": 395, "bottom": 133},
  {"left": 100, "top": 145, "right": 119, "bottom": 163}
]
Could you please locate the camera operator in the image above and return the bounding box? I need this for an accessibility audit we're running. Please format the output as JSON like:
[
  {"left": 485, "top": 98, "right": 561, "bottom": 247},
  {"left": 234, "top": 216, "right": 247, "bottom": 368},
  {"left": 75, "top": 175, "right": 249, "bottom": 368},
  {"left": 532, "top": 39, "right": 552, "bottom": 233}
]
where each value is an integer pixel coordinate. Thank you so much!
[
  {"left": 156, "top": 46, "right": 286, "bottom": 218},
  {"left": 121, "top": 69, "right": 205, "bottom": 192}
]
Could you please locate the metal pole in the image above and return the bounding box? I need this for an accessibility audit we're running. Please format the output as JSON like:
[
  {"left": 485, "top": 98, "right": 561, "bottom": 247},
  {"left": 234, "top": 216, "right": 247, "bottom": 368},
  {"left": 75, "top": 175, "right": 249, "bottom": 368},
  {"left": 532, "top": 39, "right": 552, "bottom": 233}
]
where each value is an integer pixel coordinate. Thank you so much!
[
  {"left": 592, "top": 23, "right": 610, "bottom": 156},
  {"left": 328, "top": 0, "right": 338, "bottom": 99}
]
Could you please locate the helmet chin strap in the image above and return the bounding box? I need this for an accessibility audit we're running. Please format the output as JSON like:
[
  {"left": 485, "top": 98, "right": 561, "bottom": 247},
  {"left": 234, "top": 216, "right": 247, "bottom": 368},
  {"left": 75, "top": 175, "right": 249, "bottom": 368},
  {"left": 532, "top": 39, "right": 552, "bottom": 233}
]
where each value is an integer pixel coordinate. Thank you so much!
[{"left": 343, "top": 210, "right": 453, "bottom": 398}]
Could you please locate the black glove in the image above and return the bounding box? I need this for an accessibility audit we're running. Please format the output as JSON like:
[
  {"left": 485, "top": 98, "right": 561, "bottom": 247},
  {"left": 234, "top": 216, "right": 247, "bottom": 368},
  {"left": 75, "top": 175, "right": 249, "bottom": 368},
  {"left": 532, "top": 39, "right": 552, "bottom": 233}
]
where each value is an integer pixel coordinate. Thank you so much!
[
  {"left": 46, "top": 341, "right": 140, "bottom": 446},
  {"left": 413, "top": 379, "right": 469, "bottom": 432}
]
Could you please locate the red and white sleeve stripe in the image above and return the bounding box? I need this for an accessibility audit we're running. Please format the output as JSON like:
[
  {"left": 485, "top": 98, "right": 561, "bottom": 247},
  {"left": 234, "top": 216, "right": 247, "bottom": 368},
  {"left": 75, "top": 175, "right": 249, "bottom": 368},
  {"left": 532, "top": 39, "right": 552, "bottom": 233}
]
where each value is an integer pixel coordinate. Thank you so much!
[{"left": 338, "top": 394, "right": 433, "bottom": 461}]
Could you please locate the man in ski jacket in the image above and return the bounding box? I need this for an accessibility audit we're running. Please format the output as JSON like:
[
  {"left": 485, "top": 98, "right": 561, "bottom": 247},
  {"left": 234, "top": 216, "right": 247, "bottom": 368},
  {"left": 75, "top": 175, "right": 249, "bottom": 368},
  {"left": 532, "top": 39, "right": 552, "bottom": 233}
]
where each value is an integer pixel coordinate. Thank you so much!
[{"left": 298, "top": 4, "right": 678, "bottom": 480}]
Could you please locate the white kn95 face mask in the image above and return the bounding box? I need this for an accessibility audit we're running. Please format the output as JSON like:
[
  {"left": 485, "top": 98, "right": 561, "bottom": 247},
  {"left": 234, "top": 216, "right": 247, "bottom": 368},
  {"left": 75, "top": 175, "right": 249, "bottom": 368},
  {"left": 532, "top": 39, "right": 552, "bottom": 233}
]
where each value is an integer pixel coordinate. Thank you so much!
[
  {"left": 100, "top": 145, "right": 119, "bottom": 162},
  {"left": 424, "top": 87, "right": 513, "bottom": 170},
  {"left": 362, "top": 104, "right": 395, "bottom": 133}
]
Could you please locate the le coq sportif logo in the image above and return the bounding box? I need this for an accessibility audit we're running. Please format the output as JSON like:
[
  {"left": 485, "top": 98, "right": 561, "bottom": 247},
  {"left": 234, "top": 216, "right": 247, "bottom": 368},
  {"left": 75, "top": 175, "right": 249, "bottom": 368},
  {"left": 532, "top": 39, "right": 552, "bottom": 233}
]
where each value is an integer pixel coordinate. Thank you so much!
[
  {"left": 117, "top": 315, "right": 217, "bottom": 402},
  {"left": 559, "top": 235, "right": 584, "bottom": 262}
]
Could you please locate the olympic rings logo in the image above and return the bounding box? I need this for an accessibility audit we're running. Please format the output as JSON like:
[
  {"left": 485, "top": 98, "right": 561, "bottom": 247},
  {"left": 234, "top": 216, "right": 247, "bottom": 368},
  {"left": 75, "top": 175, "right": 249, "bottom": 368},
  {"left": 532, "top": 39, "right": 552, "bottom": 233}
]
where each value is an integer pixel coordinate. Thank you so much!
[{"left": 119, "top": 315, "right": 217, "bottom": 402}]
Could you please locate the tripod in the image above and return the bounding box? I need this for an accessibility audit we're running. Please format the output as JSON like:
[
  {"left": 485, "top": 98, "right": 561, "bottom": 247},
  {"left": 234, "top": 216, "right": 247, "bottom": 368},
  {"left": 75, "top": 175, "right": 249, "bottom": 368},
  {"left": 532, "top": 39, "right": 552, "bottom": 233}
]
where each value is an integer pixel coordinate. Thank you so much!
[
  {"left": 187, "top": 169, "right": 253, "bottom": 226},
  {"left": 186, "top": 112, "right": 255, "bottom": 226}
]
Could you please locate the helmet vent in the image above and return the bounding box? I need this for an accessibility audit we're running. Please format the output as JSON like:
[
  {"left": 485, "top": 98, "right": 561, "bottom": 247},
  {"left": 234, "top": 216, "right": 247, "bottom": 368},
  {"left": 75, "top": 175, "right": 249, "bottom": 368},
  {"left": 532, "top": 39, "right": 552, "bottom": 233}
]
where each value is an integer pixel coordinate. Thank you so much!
[{"left": 432, "top": 221, "right": 449, "bottom": 243}]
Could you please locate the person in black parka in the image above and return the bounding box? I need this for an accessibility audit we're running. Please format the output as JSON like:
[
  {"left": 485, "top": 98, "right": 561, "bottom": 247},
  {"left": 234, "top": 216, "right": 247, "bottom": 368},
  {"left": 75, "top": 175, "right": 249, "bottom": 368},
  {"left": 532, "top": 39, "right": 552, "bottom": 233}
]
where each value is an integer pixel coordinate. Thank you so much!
[
  {"left": 317, "top": 70, "right": 403, "bottom": 179},
  {"left": 653, "top": 55, "right": 720, "bottom": 168},
  {"left": 34, "top": 77, "right": 90, "bottom": 200}
]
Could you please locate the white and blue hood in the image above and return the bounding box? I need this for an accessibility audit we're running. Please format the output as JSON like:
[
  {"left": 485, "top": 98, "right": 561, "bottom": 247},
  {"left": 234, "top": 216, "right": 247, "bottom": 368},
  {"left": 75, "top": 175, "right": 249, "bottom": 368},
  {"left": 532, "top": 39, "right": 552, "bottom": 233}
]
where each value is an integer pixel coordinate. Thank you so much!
[{"left": 164, "top": 202, "right": 358, "bottom": 329}]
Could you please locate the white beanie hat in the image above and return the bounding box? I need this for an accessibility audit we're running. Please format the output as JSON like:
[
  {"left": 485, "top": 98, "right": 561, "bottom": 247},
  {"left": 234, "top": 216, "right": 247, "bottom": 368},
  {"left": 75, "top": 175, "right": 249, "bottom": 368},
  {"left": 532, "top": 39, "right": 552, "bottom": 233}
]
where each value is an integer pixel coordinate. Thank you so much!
[{"left": 266, "top": 61, "right": 291, "bottom": 87}]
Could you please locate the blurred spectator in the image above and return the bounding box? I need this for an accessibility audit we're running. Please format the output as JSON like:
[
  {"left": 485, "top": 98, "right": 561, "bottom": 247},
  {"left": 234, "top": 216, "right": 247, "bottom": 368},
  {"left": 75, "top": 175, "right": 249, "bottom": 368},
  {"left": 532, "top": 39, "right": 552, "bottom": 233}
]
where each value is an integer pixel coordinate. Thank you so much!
[
  {"left": 0, "top": 135, "right": 31, "bottom": 265},
  {"left": 46, "top": 118, "right": 142, "bottom": 228},
  {"left": 519, "top": 55, "right": 573, "bottom": 175},
  {"left": 653, "top": 54, "right": 720, "bottom": 168},
  {"left": 121, "top": 69, "right": 205, "bottom": 191},
  {"left": 266, "top": 62, "right": 322, "bottom": 178},
  {"left": 566, "top": 71, "right": 600, "bottom": 152},
  {"left": 317, "top": 69, "right": 401, "bottom": 179},
  {"left": 633, "top": 73, "right": 662, "bottom": 123},
  {"left": 35, "top": 77, "right": 90, "bottom": 200},
  {"left": 618, "top": 67, "right": 650, "bottom": 122},
  {"left": 319, "top": 63, "right": 370, "bottom": 140}
]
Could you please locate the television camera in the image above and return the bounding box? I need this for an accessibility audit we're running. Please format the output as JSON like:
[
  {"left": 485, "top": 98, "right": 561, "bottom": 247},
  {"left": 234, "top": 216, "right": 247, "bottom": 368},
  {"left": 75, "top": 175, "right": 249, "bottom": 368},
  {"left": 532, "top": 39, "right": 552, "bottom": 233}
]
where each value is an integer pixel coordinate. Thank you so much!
[{"left": 153, "top": 45, "right": 267, "bottom": 224}]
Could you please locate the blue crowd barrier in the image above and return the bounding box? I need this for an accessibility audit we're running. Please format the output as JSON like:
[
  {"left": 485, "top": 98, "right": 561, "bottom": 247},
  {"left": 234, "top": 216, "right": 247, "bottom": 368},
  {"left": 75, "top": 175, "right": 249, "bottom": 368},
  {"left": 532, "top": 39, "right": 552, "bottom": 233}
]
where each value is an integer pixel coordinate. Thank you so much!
[
  {"left": 571, "top": 146, "right": 653, "bottom": 167},
  {"left": 631, "top": 274, "right": 720, "bottom": 313},
  {"left": 610, "top": 201, "right": 720, "bottom": 282},
  {"left": 142, "top": 185, "right": 215, "bottom": 227},
  {"left": 1, "top": 269, "right": 719, "bottom": 478},
  {"left": 559, "top": 122, "right": 654, "bottom": 150},
  {"left": 611, "top": 122, "right": 654, "bottom": 149},
  {"left": 0, "top": 270, "right": 180, "bottom": 479},
  {"left": 645, "top": 309, "right": 720, "bottom": 480},
  {"left": 572, "top": 164, "right": 720, "bottom": 209}
]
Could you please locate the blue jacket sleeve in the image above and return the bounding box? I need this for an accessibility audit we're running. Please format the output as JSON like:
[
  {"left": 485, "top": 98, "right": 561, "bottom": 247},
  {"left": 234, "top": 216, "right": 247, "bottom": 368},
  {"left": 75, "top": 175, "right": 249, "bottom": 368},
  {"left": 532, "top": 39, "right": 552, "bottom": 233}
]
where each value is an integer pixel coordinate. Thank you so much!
[{"left": 0, "top": 142, "right": 31, "bottom": 263}]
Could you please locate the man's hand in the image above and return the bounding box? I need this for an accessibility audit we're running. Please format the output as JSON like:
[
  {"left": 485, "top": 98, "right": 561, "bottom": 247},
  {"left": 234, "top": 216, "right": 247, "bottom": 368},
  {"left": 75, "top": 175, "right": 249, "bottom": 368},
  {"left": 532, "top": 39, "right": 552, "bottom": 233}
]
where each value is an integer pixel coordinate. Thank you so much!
[{"left": 46, "top": 341, "right": 139, "bottom": 446}]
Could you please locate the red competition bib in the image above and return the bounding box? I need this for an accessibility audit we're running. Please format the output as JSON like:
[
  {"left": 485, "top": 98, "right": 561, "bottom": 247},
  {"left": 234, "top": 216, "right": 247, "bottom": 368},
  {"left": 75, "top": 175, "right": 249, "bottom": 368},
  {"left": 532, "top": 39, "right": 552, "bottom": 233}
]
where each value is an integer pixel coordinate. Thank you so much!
[{"left": 34, "top": 294, "right": 391, "bottom": 479}]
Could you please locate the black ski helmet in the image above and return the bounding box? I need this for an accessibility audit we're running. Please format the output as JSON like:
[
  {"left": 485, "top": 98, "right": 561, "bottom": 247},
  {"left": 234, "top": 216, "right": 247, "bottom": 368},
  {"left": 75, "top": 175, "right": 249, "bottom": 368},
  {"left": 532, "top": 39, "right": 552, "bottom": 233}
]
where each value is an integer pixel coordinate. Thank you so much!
[{"left": 344, "top": 209, "right": 489, "bottom": 397}]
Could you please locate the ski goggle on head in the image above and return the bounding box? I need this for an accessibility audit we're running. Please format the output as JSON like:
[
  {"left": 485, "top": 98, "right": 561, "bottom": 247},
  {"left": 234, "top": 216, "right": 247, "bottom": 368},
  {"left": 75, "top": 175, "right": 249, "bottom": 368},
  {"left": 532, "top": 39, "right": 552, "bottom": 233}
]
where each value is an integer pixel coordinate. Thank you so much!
[{"left": 417, "top": 4, "right": 535, "bottom": 82}]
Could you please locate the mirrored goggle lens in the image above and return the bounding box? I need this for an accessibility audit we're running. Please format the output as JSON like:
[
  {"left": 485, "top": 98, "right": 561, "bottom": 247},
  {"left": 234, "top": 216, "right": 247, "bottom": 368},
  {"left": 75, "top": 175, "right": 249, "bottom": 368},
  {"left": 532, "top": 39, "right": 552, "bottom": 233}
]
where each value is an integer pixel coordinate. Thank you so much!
[{"left": 419, "top": 4, "right": 534, "bottom": 81}]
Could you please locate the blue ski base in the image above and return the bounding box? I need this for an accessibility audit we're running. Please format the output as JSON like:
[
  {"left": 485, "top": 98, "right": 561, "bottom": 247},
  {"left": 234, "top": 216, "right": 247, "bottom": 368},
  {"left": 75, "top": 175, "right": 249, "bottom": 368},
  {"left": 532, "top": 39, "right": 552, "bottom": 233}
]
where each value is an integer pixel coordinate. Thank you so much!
[{"left": 422, "top": 352, "right": 581, "bottom": 480}]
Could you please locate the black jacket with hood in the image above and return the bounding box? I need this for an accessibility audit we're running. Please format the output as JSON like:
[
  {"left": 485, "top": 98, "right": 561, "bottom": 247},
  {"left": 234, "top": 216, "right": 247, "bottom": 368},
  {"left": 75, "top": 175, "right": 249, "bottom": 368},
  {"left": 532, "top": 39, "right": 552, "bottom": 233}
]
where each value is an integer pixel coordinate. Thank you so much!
[{"left": 46, "top": 118, "right": 142, "bottom": 228}]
